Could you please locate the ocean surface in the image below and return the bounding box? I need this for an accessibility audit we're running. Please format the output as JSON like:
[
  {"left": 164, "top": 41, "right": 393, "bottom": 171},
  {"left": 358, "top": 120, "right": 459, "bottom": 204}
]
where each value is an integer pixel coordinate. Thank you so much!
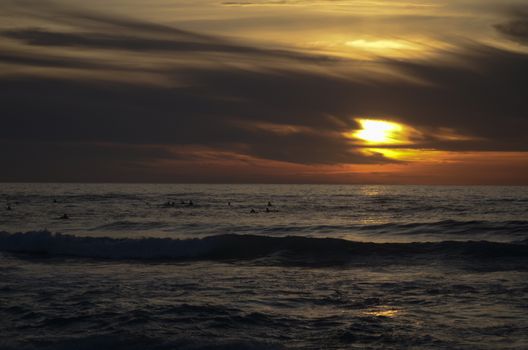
[{"left": 1, "top": 183, "right": 528, "bottom": 349}]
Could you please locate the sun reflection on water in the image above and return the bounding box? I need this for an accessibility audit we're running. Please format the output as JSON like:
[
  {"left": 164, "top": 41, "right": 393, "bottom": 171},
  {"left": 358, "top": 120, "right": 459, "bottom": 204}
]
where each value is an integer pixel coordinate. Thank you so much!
[{"left": 364, "top": 307, "right": 401, "bottom": 318}]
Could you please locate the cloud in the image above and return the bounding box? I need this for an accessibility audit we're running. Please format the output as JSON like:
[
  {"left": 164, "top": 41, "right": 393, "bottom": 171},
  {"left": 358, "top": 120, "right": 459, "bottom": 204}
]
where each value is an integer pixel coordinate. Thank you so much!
[
  {"left": 0, "top": 50, "right": 128, "bottom": 70},
  {"left": 1, "top": 0, "right": 528, "bottom": 182},
  {"left": 0, "top": 0, "right": 210, "bottom": 39},
  {"left": 1, "top": 28, "right": 341, "bottom": 64},
  {"left": 495, "top": 10, "right": 528, "bottom": 44},
  {"left": 220, "top": 0, "right": 439, "bottom": 9}
]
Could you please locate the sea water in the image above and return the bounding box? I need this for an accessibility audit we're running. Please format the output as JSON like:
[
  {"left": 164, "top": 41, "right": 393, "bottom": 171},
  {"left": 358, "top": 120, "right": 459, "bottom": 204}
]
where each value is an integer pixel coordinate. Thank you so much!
[{"left": 1, "top": 184, "right": 527, "bottom": 349}]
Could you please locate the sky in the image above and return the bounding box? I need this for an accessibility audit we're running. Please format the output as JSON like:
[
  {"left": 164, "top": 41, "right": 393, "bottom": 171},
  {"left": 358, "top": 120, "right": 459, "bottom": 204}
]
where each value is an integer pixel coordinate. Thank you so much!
[{"left": 1, "top": 0, "right": 528, "bottom": 184}]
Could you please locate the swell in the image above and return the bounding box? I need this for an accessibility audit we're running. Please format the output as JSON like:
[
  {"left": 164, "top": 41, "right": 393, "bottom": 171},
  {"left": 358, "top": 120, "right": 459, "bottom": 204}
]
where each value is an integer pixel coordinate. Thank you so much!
[
  {"left": 90, "top": 221, "right": 169, "bottom": 231},
  {"left": 0, "top": 231, "right": 527, "bottom": 262},
  {"left": 253, "top": 220, "right": 528, "bottom": 238},
  {"left": 357, "top": 219, "right": 528, "bottom": 235}
]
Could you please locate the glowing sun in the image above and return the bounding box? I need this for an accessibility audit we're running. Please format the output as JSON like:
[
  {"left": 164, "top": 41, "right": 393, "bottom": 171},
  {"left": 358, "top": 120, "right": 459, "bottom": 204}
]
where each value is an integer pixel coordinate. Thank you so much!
[{"left": 351, "top": 118, "right": 406, "bottom": 145}]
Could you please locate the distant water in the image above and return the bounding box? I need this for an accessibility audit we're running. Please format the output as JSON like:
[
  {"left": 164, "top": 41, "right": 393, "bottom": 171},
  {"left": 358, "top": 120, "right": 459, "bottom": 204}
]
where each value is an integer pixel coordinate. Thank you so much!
[{"left": 1, "top": 184, "right": 528, "bottom": 349}]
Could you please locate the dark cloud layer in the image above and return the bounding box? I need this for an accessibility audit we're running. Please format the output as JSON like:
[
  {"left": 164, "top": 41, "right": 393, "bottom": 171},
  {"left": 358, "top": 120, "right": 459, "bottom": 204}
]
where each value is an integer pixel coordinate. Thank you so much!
[
  {"left": 0, "top": 50, "right": 129, "bottom": 70},
  {"left": 1, "top": 28, "right": 340, "bottom": 63},
  {"left": 1, "top": 1, "right": 528, "bottom": 181},
  {"left": 495, "top": 8, "right": 528, "bottom": 44}
]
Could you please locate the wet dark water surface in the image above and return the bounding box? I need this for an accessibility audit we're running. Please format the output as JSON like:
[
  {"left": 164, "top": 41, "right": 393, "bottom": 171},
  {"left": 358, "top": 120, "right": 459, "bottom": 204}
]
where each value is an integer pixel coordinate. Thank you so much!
[{"left": 1, "top": 184, "right": 528, "bottom": 349}]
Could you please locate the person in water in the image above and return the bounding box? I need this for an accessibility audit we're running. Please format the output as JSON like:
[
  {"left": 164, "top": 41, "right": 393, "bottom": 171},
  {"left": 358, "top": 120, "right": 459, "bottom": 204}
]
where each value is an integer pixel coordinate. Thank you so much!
[
  {"left": 267, "top": 201, "right": 272, "bottom": 207},
  {"left": 188, "top": 200, "right": 194, "bottom": 206},
  {"left": 59, "top": 214, "right": 69, "bottom": 220},
  {"left": 266, "top": 207, "right": 270, "bottom": 213},
  {"left": 6, "top": 205, "right": 12, "bottom": 211},
  {"left": 250, "top": 209, "right": 256, "bottom": 213}
]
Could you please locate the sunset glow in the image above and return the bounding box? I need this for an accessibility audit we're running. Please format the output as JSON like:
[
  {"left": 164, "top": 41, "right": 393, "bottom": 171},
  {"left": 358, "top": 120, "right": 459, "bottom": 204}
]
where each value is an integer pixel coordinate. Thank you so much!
[
  {"left": 349, "top": 119, "right": 408, "bottom": 145},
  {"left": 0, "top": 0, "right": 527, "bottom": 185}
]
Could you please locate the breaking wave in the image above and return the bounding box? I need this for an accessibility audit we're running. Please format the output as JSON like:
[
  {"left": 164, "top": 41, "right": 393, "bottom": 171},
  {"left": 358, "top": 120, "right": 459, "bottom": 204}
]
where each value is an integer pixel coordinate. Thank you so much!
[{"left": 1, "top": 231, "right": 527, "bottom": 263}]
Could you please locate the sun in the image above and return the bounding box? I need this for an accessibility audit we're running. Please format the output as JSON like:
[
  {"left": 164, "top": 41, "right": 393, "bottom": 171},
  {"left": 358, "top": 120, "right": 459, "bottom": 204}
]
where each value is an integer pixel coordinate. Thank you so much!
[{"left": 350, "top": 118, "right": 405, "bottom": 145}]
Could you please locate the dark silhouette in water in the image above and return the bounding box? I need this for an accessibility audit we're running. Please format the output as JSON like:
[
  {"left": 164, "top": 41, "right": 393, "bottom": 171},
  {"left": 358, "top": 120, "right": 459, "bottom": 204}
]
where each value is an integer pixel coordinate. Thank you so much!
[
  {"left": 6, "top": 205, "right": 12, "bottom": 211},
  {"left": 188, "top": 200, "right": 194, "bottom": 206},
  {"left": 53, "top": 199, "right": 58, "bottom": 203},
  {"left": 228, "top": 201, "right": 231, "bottom": 206},
  {"left": 267, "top": 201, "right": 272, "bottom": 207},
  {"left": 266, "top": 207, "right": 270, "bottom": 213},
  {"left": 59, "top": 214, "right": 69, "bottom": 220},
  {"left": 250, "top": 209, "right": 256, "bottom": 213}
]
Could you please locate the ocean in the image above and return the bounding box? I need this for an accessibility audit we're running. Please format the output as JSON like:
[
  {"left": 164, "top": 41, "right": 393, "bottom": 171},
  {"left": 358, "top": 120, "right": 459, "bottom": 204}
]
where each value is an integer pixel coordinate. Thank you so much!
[{"left": 1, "top": 183, "right": 527, "bottom": 349}]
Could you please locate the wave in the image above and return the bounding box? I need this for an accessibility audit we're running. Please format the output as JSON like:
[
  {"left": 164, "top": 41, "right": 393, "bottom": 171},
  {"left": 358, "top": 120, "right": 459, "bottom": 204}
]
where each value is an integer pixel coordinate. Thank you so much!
[
  {"left": 91, "top": 221, "right": 169, "bottom": 231},
  {"left": 250, "top": 220, "right": 528, "bottom": 239},
  {"left": 0, "top": 334, "right": 282, "bottom": 350},
  {"left": 1, "top": 231, "right": 527, "bottom": 263},
  {"left": 356, "top": 219, "right": 528, "bottom": 235}
]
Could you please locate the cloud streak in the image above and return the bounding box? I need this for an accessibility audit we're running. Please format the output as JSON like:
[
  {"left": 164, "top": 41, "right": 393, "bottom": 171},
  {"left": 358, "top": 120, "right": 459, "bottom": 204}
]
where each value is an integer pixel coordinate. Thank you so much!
[
  {"left": 0, "top": 0, "right": 527, "bottom": 182},
  {"left": 495, "top": 9, "right": 528, "bottom": 45},
  {"left": 1, "top": 28, "right": 341, "bottom": 63}
]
